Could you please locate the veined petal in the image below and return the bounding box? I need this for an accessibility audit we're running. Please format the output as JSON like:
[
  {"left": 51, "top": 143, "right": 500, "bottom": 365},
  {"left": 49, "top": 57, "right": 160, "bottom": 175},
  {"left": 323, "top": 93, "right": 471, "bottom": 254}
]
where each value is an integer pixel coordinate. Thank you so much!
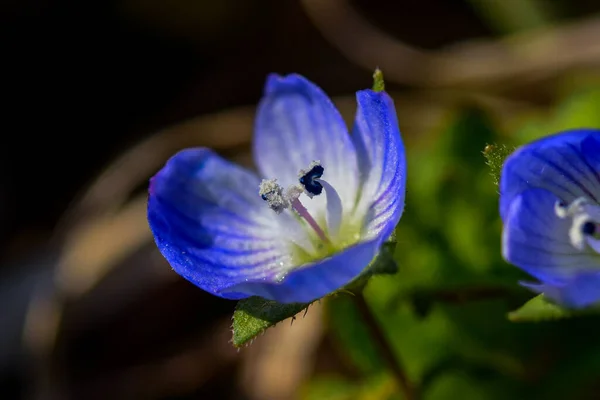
[
  {"left": 222, "top": 238, "right": 381, "bottom": 303},
  {"left": 352, "top": 90, "right": 406, "bottom": 241},
  {"left": 148, "top": 148, "right": 294, "bottom": 299},
  {"left": 521, "top": 271, "right": 600, "bottom": 309},
  {"left": 500, "top": 129, "right": 600, "bottom": 220},
  {"left": 253, "top": 74, "right": 359, "bottom": 218},
  {"left": 582, "top": 134, "right": 600, "bottom": 171},
  {"left": 503, "top": 188, "right": 600, "bottom": 285}
]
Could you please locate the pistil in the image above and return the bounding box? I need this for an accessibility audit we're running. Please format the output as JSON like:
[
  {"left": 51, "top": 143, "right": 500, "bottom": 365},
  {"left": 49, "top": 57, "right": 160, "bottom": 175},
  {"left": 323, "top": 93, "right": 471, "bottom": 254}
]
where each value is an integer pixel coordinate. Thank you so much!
[
  {"left": 290, "top": 196, "right": 329, "bottom": 243},
  {"left": 259, "top": 160, "right": 335, "bottom": 245}
]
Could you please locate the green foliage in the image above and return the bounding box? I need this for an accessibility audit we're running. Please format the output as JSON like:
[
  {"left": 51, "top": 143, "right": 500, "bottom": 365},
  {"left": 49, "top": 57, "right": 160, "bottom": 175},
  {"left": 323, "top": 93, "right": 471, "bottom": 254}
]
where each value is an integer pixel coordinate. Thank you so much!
[
  {"left": 301, "top": 374, "right": 401, "bottom": 400},
  {"left": 300, "top": 376, "right": 356, "bottom": 400},
  {"left": 326, "top": 294, "right": 385, "bottom": 375},
  {"left": 514, "top": 86, "right": 600, "bottom": 143},
  {"left": 235, "top": 80, "right": 600, "bottom": 397},
  {"left": 508, "top": 295, "right": 600, "bottom": 322},
  {"left": 507, "top": 295, "right": 574, "bottom": 322},
  {"left": 232, "top": 297, "right": 311, "bottom": 347},
  {"left": 320, "top": 82, "right": 600, "bottom": 400}
]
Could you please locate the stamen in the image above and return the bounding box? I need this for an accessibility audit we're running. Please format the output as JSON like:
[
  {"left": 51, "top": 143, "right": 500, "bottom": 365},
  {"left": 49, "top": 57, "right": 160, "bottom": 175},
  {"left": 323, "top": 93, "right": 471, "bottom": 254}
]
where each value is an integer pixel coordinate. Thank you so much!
[
  {"left": 298, "top": 160, "right": 324, "bottom": 198},
  {"left": 260, "top": 161, "right": 335, "bottom": 245},
  {"left": 259, "top": 179, "right": 289, "bottom": 214}
]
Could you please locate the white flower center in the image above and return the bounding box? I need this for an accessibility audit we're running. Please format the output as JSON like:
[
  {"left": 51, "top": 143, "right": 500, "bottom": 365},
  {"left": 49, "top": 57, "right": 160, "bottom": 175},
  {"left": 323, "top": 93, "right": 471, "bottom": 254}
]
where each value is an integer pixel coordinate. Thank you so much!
[
  {"left": 555, "top": 197, "right": 600, "bottom": 253},
  {"left": 258, "top": 161, "right": 360, "bottom": 263}
]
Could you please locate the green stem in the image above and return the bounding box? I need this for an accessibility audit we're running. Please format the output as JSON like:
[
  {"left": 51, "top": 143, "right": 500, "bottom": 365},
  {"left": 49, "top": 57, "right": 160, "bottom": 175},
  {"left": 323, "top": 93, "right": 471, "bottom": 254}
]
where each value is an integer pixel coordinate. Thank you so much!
[{"left": 353, "top": 294, "right": 417, "bottom": 400}]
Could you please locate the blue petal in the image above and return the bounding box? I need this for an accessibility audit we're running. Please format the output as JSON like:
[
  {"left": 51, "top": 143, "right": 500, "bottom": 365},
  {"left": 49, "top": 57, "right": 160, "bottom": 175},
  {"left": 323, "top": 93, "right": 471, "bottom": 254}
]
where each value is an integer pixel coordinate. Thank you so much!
[
  {"left": 222, "top": 238, "right": 381, "bottom": 303},
  {"left": 253, "top": 74, "right": 359, "bottom": 217},
  {"left": 500, "top": 129, "right": 600, "bottom": 220},
  {"left": 351, "top": 90, "right": 406, "bottom": 241},
  {"left": 148, "top": 148, "right": 293, "bottom": 299},
  {"left": 521, "top": 271, "right": 600, "bottom": 309},
  {"left": 503, "top": 188, "right": 600, "bottom": 285},
  {"left": 582, "top": 134, "right": 600, "bottom": 171}
]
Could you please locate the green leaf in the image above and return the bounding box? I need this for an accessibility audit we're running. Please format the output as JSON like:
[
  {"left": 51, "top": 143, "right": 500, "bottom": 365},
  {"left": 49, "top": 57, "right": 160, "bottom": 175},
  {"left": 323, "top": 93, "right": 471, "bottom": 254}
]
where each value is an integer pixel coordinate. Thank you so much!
[
  {"left": 507, "top": 294, "right": 578, "bottom": 322},
  {"left": 232, "top": 297, "right": 311, "bottom": 347},
  {"left": 482, "top": 143, "right": 515, "bottom": 187}
]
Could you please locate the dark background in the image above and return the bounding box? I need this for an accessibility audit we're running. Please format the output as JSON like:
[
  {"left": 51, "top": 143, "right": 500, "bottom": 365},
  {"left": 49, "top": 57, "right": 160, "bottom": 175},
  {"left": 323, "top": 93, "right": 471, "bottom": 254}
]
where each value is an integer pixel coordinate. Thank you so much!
[{"left": 0, "top": 0, "right": 494, "bottom": 257}]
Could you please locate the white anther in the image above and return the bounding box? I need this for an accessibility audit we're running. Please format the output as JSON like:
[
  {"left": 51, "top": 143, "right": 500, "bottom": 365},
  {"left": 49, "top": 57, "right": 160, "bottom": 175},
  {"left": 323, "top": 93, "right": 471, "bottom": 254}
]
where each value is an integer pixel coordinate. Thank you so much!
[
  {"left": 555, "top": 197, "right": 590, "bottom": 218},
  {"left": 259, "top": 179, "right": 289, "bottom": 214}
]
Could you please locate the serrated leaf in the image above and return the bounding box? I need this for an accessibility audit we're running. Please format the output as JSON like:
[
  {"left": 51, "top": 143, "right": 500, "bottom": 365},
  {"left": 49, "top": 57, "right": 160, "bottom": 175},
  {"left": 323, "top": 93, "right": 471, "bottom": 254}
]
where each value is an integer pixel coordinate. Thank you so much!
[
  {"left": 232, "top": 297, "right": 311, "bottom": 347},
  {"left": 508, "top": 294, "right": 575, "bottom": 322},
  {"left": 482, "top": 143, "right": 515, "bottom": 186}
]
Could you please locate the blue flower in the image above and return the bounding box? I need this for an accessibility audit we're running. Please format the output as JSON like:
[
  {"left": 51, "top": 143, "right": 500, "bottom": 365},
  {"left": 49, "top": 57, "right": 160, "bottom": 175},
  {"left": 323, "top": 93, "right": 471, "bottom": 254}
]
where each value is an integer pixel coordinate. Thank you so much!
[
  {"left": 147, "top": 74, "right": 406, "bottom": 303},
  {"left": 500, "top": 129, "right": 600, "bottom": 308}
]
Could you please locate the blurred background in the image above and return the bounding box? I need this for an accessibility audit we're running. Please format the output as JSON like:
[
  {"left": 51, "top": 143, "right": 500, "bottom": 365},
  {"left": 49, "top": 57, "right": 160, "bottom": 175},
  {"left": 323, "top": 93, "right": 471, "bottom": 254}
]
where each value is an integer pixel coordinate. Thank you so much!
[{"left": 2, "top": 0, "right": 600, "bottom": 399}]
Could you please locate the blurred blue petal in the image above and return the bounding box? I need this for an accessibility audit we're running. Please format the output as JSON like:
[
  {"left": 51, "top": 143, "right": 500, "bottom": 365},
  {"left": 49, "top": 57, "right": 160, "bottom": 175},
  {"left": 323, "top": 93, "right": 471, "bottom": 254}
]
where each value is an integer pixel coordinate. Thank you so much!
[
  {"left": 521, "top": 271, "right": 600, "bottom": 309},
  {"left": 352, "top": 90, "right": 406, "bottom": 240},
  {"left": 501, "top": 130, "right": 600, "bottom": 309},
  {"left": 582, "top": 134, "right": 600, "bottom": 170},
  {"left": 500, "top": 129, "right": 600, "bottom": 220},
  {"left": 503, "top": 188, "right": 599, "bottom": 285}
]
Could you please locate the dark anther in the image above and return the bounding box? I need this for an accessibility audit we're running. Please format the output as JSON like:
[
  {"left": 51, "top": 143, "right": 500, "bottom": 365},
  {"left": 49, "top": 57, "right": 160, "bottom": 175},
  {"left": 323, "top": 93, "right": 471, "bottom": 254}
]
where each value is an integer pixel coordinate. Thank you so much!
[
  {"left": 582, "top": 221, "right": 596, "bottom": 236},
  {"left": 299, "top": 164, "right": 324, "bottom": 196}
]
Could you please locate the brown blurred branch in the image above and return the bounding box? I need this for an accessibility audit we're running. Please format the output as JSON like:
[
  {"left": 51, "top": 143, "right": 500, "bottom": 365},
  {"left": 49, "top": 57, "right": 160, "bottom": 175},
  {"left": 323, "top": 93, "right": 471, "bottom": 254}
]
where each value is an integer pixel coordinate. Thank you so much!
[{"left": 301, "top": 0, "right": 600, "bottom": 90}]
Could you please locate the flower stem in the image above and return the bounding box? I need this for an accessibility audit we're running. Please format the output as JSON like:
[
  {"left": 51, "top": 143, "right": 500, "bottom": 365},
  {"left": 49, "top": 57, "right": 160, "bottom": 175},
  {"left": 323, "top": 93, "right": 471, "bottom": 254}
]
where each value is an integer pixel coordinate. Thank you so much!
[{"left": 353, "top": 294, "right": 417, "bottom": 400}]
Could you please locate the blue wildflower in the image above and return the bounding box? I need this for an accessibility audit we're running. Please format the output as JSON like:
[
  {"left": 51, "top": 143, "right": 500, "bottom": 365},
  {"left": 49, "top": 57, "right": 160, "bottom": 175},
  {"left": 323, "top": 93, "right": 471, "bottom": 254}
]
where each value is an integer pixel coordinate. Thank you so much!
[
  {"left": 500, "top": 129, "right": 600, "bottom": 308},
  {"left": 147, "top": 74, "right": 406, "bottom": 303}
]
